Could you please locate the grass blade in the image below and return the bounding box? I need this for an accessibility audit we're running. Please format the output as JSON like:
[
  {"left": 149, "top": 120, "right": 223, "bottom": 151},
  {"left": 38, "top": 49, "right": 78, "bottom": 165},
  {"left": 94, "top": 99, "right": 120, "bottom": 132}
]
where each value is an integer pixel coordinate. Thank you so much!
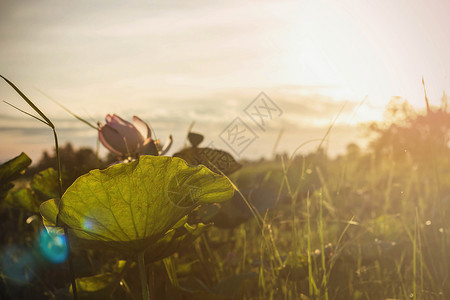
[
  {"left": 1, "top": 75, "right": 78, "bottom": 300},
  {"left": 36, "top": 88, "right": 98, "bottom": 130},
  {"left": 3, "top": 101, "right": 49, "bottom": 126},
  {"left": 1, "top": 75, "right": 54, "bottom": 128}
]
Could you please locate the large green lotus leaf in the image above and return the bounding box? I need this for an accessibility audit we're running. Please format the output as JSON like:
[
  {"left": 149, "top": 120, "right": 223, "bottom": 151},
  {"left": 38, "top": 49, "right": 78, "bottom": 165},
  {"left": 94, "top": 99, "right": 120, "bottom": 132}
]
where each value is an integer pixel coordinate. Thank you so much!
[
  {"left": 31, "top": 168, "right": 59, "bottom": 200},
  {"left": 42, "top": 200, "right": 208, "bottom": 260},
  {"left": 41, "top": 199, "right": 207, "bottom": 260},
  {"left": 40, "top": 198, "right": 65, "bottom": 237},
  {"left": 40, "top": 156, "right": 234, "bottom": 253},
  {"left": 0, "top": 152, "right": 32, "bottom": 200}
]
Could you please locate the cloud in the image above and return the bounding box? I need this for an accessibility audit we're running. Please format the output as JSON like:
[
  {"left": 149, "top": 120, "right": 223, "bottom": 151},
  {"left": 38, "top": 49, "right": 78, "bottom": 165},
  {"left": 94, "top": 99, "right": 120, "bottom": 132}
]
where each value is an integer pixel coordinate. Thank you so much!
[
  {"left": 0, "top": 0, "right": 295, "bottom": 109},
  {"left": 0, "top": 85, "right": 370, "bottom": 162},
  {"left": 5, "top": 0, "right": 443, "bottom": 161}
]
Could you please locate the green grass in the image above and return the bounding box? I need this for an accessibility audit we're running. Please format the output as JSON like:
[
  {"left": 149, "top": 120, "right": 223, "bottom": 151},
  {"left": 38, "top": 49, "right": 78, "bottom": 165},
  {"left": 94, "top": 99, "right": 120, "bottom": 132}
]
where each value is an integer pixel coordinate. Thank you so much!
[
  {"left": 2, "top": 135, "right": 449, "bottom": 299},
  {"left": 0, "top": 78, "right": 449, "bottom": 299}
]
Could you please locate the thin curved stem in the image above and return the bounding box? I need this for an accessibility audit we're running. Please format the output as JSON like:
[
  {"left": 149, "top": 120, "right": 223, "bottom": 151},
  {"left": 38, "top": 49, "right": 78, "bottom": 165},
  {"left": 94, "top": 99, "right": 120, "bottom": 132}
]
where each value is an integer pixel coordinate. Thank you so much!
[
  {"left": 53, "top": 128, "right": 78, "bottom": 300},
  {"left": 1, "top": 75, "right": 79, "bottom": 300}
]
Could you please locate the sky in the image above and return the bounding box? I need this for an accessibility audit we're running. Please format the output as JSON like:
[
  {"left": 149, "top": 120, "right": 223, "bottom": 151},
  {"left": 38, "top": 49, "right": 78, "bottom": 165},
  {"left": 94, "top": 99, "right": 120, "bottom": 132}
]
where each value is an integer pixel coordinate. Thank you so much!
[{"left": 1, "top": 0, "right": 450, "bottom": 163}]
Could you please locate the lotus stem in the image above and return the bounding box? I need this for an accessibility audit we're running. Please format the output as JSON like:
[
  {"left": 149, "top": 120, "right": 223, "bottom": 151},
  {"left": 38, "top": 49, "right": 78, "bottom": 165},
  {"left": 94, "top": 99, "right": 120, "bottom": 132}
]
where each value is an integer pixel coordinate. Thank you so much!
[
  {"left": 54, "top": 127, "right": 78, "bottom": 300},
  {"left": 138, "top": 251, "right": 150, "bottom": 300}
]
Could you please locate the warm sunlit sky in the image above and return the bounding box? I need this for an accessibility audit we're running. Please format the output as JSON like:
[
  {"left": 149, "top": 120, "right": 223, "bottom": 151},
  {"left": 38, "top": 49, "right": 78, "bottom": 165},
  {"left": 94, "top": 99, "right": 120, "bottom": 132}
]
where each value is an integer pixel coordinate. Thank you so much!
[{"left": 1, "top": 0, "right": 450, "bottom": 162}]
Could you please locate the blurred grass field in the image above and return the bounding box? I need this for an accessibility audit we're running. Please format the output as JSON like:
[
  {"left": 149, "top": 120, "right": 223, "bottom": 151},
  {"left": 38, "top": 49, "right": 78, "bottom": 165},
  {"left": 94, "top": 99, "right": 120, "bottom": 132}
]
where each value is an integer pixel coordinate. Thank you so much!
[{"left": 1, "top": 96, "right": 449, "bottom": 300}]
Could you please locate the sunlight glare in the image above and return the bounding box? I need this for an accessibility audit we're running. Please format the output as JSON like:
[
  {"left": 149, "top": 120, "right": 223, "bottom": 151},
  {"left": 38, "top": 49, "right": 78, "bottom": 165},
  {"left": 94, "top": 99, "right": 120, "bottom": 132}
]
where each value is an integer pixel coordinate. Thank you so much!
[
  {"left": 38, "top": 229, "right": 68, "bottom": 264},
  {"left": 1, "top": 245, "right": 35, "bottom": 285}
]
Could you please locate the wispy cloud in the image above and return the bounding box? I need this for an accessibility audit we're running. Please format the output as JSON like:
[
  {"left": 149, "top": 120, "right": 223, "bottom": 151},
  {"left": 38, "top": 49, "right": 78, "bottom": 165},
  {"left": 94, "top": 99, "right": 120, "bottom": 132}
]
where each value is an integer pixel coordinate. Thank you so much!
[{"left": 1, "top": 0, "right": 449, "bottom": 161}]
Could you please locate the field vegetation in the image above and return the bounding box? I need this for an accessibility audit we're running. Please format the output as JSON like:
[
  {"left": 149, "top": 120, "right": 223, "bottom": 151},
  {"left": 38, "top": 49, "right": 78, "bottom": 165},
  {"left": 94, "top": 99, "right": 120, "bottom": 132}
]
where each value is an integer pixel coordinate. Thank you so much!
[{"left": 1, "top": 78, "right": 449, "bottom": 299}]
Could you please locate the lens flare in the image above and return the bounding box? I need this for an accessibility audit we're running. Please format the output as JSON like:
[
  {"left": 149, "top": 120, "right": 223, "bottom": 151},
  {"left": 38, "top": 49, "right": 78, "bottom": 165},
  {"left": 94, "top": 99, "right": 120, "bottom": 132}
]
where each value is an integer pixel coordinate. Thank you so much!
[
  {"left": 1, "top": 245, "right": 35, "bottom": 285},
  {"left": 82, "top": 219, "right": 93, "bottom": 231},
  {"left": 38, "top": 229, "right": 68, "bottom": 264}
]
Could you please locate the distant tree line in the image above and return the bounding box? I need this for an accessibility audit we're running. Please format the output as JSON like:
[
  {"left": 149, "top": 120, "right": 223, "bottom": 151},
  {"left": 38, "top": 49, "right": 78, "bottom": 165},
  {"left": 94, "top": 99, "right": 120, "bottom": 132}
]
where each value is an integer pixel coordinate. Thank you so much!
[{"left": 27, "top": 95, "right": 450, "bottom": 190}]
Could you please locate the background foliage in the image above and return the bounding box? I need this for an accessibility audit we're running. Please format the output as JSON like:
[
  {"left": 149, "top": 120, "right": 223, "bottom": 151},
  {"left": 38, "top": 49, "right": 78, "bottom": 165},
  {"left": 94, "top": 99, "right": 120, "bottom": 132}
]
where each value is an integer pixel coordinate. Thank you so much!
[{"left": 1, "top": 98, "right": 449, "bottom": 299}]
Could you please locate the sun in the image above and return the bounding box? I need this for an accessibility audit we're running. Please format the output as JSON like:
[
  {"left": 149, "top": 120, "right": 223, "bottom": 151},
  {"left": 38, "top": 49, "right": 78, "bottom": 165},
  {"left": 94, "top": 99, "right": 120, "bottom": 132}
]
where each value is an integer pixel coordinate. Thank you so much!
[{"left": 277, "top": 0, "right": 402, "bottom": 114}]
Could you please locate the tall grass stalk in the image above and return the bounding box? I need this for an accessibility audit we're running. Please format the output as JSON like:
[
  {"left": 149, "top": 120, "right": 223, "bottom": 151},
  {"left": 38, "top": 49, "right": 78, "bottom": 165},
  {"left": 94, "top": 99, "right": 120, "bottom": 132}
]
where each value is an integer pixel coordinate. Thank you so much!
[
  {"left": 291, "top": 185, "right": 299, "bottom": 296},
  {"left": 36, "top": 88, "right": 98, "bottom": 130},
  {"left": 1, "top": 75, "right": 78, "bottom": 299},
  {"left": 201, "top": 233, "right": 223, "bottom": 280},
  {"left": 258, "top": 232, "right": 266, "bottom": 296},
  {"left": 240, "top": 226, "right": 247, "bottom": 274},
  {"left": 163, "top": 257, "right": 179, "bottom": 288},
  {"left": 37, "top": 89, "right": 103, "bottom": 166},
  {"left": 383, "top": 152, "right": 395, "bottom": 214},
  {"left": 395, "top": 255, "right": 409, "bottom": 299},
  {"left": 306, "top": 192, "right": 319, "bottom": 297},
  {"left": 423, "top": 80, "right": 448, "bottom": 282},
  {"left": 318, "top": 191, "right": 329, "bottom": 300},
  {"left": 413, "top": 209, "right": 418, "bottom": 300},
  {"left": 315, "top": 167, "right": 336, "bottom": 217}
]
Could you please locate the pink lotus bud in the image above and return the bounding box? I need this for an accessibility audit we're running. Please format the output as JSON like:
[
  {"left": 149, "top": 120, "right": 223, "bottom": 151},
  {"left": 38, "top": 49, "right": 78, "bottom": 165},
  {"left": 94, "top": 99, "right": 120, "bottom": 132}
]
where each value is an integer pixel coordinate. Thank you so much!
[{"left": 98, "top": 114, "right": 155, "bottom": 157}]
